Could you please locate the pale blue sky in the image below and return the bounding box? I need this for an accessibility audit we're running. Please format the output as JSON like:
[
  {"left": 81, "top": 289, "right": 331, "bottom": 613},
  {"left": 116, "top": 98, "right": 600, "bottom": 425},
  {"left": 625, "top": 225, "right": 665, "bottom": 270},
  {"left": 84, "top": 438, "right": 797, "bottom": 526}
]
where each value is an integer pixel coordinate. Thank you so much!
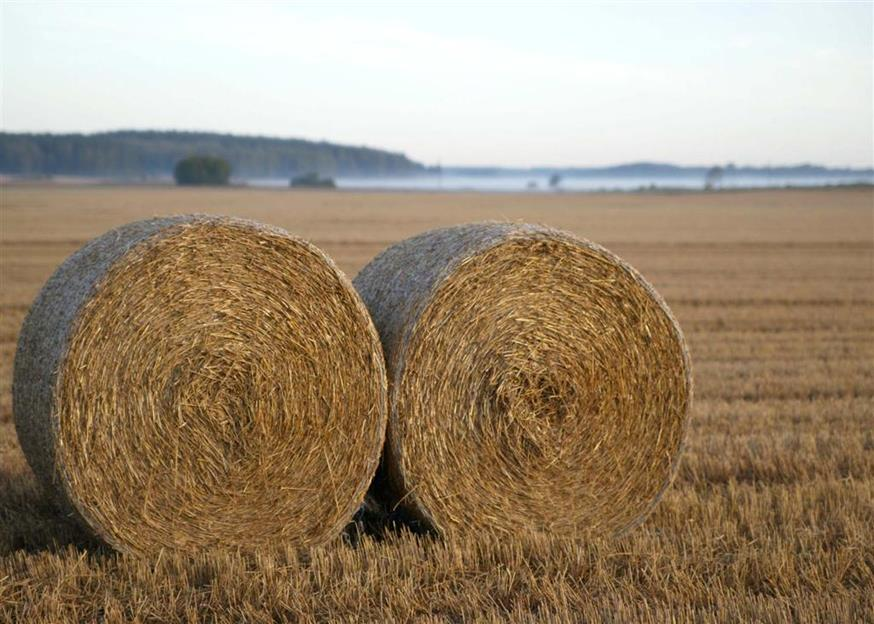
[{"left": 2, "top": 2, "right": 872, "bottom": 167}]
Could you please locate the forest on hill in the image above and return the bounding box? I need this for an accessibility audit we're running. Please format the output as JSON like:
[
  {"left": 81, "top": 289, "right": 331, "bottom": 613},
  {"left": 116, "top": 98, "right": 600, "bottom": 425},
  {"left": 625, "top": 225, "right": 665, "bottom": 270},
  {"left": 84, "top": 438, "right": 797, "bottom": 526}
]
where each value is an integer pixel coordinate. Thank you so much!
[{"left": 0, "top": 131, "right": 426, "bottom": 178}]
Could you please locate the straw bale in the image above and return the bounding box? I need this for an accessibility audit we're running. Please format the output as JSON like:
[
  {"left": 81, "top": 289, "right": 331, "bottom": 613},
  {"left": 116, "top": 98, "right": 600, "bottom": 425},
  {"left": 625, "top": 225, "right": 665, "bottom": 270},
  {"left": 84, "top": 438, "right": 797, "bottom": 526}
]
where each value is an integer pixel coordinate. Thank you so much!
[
  {"left": 354, "top": 222, "right": 692, "bottom": 536},
  {"left": 13, "top": 215, "right": 387, "bottom": 554}
]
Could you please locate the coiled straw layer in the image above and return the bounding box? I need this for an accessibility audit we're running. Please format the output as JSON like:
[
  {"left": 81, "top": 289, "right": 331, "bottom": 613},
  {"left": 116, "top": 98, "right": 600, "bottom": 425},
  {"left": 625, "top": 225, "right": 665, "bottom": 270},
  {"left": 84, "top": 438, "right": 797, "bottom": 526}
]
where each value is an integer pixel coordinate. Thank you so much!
[
  {"left": 14, "top": 215, "right": 387, "bottom": 555},
  {"left": 354, "top": 222, "right": 692, "bottom": 537}
]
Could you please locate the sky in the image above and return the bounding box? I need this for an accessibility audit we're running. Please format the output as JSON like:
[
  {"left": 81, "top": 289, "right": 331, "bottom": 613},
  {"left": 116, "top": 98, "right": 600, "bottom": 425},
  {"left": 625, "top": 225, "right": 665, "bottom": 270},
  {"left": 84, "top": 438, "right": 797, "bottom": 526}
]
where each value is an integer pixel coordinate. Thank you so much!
[{"left": 1, "top": 2, "right": 872, "bottom": 168}]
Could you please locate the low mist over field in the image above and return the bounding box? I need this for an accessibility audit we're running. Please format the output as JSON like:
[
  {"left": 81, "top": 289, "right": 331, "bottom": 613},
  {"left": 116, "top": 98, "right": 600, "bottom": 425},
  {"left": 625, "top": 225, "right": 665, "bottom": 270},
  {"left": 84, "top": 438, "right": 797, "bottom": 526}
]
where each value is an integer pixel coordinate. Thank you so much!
[{"left": 2, "top": 130, "right": 871, "bottom": 191}]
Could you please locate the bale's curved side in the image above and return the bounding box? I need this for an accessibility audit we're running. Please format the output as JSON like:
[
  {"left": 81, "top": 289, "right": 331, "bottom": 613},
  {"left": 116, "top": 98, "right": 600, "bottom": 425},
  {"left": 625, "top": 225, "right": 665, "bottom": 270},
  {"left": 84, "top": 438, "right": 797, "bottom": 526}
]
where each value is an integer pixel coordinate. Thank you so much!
[
  {"left": 354, "top": 222, "right": 692, "bottom": 537},
  {"left": 14, "top": 216, "right": 197, "bottom": 527},
  {"left": 14, "top": 215, "right": 388, "bottom": 554},
  {"left": 354, "top": 223, "right": 532, "bottom": 525}
]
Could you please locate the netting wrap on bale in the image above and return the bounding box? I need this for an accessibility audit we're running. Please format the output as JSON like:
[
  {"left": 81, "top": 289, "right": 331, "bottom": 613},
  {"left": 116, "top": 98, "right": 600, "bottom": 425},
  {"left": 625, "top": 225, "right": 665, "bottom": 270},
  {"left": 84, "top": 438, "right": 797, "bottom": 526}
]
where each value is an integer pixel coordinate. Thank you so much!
[
  {"left": 354, "top": 222, "right": 692, "bottom": 537},
  {"left": 13, "top": 215, "right": 388, "bottom": 555}
]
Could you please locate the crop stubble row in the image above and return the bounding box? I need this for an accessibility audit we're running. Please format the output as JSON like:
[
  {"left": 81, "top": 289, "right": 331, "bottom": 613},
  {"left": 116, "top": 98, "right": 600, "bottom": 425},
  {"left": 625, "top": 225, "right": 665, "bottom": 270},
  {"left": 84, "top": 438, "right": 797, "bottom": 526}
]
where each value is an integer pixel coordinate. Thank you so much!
[{"left": 0, "top": 186, "right": 871, "bottom": 621}]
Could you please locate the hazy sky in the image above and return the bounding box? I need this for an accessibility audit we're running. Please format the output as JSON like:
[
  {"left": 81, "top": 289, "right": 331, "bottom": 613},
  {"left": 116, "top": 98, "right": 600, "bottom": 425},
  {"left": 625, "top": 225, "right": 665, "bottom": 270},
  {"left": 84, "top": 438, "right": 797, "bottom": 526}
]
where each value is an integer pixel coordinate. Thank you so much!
[{"left": 2, "top": 2, "right": 872, "bottom": 167}]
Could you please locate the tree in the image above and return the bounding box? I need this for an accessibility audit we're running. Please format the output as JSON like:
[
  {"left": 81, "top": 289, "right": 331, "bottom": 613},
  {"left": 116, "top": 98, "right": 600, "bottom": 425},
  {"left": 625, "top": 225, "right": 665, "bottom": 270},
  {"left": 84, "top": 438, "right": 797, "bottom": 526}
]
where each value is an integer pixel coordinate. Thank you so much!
[
  {"left": 173, "top": 155, "right": 231, "bottom": 186},
  {"left": 290, "top": 172, "right": 336, "bottom": 189},
  {"left": 704, "top": 166, "right": 723, "bottom": 190}
]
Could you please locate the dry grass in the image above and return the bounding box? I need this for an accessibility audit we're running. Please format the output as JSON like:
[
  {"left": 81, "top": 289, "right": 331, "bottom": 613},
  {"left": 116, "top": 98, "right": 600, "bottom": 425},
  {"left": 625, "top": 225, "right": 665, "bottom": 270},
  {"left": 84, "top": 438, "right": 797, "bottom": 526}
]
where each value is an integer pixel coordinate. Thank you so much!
[{"left": 1, "top": 185, "right": 872, "bottom": 622}]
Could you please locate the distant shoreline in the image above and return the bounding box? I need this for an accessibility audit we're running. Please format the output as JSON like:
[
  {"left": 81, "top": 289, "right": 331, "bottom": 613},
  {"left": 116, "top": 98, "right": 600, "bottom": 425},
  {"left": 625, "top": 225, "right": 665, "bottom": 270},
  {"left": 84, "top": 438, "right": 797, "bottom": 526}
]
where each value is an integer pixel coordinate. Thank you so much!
[
  {"left": 2, "top": 175, "right": 871, "bottom": 196},
  {"left": 3, "top": 132, "right": 871, "bottom": 183}
]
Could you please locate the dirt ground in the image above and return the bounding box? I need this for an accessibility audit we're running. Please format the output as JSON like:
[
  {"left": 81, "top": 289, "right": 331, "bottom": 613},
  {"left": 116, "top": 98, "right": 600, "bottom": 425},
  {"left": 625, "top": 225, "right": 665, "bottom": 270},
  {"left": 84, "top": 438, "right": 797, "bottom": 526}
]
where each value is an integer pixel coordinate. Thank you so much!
[{"left": 1, "top": 185, "right": 872, "bottom": 622}]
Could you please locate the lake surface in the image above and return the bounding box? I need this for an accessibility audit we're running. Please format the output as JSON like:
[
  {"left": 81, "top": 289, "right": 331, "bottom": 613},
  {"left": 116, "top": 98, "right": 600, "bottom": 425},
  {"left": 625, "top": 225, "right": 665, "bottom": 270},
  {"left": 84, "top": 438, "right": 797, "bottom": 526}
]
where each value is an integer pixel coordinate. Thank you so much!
[{"left": 246, "top": 173, "right": 874, "bottom": 192}]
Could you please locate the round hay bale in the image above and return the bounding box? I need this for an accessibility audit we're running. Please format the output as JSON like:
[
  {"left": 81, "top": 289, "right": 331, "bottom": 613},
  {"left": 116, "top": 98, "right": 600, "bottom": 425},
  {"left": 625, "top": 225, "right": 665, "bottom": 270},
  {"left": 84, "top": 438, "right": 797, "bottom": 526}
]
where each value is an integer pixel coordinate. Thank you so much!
[
  {"left": 354, "top": 222, "right": 692, "bottom": 537},
  {"left": 13, "top": 215, "right": 387, "bottom": 554}
]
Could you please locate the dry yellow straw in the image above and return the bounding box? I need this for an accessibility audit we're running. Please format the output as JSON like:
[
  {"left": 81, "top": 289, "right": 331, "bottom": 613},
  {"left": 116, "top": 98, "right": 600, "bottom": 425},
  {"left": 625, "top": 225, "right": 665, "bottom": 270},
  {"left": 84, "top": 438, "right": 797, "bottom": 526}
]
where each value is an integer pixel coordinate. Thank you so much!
[
  {"left": 354, "top": 222, "right": 692, "bottom": 537},
  {"left": 14, "top": 215, "right": 387, "bottom": 554}
]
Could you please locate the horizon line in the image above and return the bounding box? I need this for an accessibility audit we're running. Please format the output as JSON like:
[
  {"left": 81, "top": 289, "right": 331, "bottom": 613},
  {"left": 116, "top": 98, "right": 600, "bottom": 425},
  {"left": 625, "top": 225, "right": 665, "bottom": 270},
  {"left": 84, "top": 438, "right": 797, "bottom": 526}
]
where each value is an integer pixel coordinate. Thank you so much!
[{"left": 2, "top": 128, "right": 872, "bottom": 171}]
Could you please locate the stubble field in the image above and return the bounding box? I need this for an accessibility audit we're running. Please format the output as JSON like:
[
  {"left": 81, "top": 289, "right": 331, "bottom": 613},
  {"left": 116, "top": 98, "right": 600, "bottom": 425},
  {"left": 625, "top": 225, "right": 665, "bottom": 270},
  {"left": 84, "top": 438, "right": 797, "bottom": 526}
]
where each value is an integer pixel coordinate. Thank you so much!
[{"left": 0, "top": 185, "right": 872, "bottom": 622}]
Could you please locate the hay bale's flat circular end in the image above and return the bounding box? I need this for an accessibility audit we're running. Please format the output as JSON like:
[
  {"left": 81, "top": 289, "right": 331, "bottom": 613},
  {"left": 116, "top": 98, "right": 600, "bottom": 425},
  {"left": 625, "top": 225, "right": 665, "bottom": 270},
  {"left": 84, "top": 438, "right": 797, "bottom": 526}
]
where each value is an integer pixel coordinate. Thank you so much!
[
  {"left": 14, "top": 215, "right": 387, "bottom": 554},
  {"left": 355, "top": 222, "right": 692, "bottom": 537}
]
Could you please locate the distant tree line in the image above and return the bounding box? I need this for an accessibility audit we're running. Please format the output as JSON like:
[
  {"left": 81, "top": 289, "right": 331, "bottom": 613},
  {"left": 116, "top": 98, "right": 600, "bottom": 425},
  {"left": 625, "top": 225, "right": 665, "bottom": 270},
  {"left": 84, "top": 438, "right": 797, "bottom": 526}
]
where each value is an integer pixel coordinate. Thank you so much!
[
  {"left": 443, "top": 162, "right": 873, "bottom": 178},
  {"left": 0, "top": 131, "right": 426, "bottom": 178}
]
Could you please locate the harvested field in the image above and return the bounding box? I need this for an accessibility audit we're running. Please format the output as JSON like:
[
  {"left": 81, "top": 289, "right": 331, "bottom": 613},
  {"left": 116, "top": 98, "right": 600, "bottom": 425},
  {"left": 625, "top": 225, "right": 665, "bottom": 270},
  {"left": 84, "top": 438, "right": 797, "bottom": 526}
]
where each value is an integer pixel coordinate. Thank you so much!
[{"left": 1, "top": 185, "right": 872, "bottom": 622}]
